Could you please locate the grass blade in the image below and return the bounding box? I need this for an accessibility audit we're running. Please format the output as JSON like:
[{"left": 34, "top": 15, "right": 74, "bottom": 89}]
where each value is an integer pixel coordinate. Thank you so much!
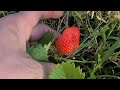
[{"left": 101, "top": 38, "right": 120, "bottom": 65}]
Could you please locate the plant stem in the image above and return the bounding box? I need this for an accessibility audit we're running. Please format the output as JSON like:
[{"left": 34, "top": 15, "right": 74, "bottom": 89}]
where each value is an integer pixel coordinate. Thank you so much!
[
  {"left": 97, "top": 75, "right": 120, "bottom": 79},
  {"left": 90, "top": 64, "right": 101, "bottom": 79},
  {"left": 61, "top": 58, "right": 96, "bottom": 63}
]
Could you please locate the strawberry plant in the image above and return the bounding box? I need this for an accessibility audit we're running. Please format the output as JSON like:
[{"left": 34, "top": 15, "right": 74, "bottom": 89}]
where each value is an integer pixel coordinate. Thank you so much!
[
  {"left": 49, "top": 61, "right": 85, "bottom": 79},
  {"left": 2, "top": 11, "right": 120, "bottom": 79},
  {"left": 26, "top": 27, "right": 83, "bottom": 79},
  {"left": 27, "top": 31, "right": 54, "bottom": 62}
]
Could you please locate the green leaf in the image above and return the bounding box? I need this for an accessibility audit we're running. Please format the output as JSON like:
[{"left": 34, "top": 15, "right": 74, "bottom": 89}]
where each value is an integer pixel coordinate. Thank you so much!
[
  {"left": 26, "top": 31, "right": 53, "bottom": 62},
  {"left": 43, "top": 42, "right": 52, "bottom": 52},
  {"left": 81, "top": 42, "right": 93, "bottom": 49},
  {"left": 49, "top": 64, "right": 66, "bottom": 79},
  {"left": 49, "top": 61, "right": 85, "bottom": 79},
  {"left": 99, "top": 25, "right": 109, "bottom": 55},
  {"left": 97, "top": 53, "right": 101, "bottom": 64},
  {"left": 101, "top": 38, "right": 120, "bottom": 65},
  {"left": 107, "top": 21, "right": 117, "bottom": 38},
  {"left": 90, "top": 30, "right": 101, "bottom": 37},
  {"left": 27, "top": 44, "right": 48, "bottom": 62},
  {"left": 74, "top": 11, "right": 82, "bottom": 20},
  {"left": 39, "top": 31, "right": 54, "bottom": 46},
  {"left": 100, "top": 25, "right": 108, "bottom": 44},
  {"left": 107, "top": 36, "right": 119, "bottom": 40}
]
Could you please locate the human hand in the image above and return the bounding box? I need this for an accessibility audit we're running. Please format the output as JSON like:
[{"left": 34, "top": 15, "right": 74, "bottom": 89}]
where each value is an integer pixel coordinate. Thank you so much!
[{"left": 0, "top": 11, "right": 63, "bottom": 79}]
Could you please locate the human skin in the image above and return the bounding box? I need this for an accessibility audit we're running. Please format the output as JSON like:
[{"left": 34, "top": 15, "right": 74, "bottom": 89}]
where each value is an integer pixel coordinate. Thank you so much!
[{"left": 0, "top": 11, "right": 63, "bottom": 79}]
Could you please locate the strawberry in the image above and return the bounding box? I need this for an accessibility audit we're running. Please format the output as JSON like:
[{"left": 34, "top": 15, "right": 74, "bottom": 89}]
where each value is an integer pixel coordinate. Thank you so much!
[{"left": 56, "top": 26, "right": 80, "bottom": 55}]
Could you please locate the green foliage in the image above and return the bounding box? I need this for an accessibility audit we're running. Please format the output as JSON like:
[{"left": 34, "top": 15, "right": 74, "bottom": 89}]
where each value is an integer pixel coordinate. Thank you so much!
[
  {"left": 49, "top": 61, "right": 85, "bottom": 79},
  {"left": 27, "top": 43, "right": 49, "bottom": 62},
  {"left": 39, "top": 31, "right": 54, "bottom": 46},
  {"left": 27, "top": 31, "right": 54, "bottom": 62}
]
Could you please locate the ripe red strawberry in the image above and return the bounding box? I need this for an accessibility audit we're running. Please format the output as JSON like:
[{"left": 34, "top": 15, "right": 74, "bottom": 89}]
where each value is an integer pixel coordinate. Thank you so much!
[{"left": 56, "top": 26, "right": 80, "bottom": 55}]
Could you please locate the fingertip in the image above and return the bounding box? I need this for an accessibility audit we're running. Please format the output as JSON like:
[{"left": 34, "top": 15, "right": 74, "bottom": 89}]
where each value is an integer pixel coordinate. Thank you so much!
[
  {"left": 30, "top": 24, "right": 61, "bottom": 41},
  {"left": 53, "top": 11, "right": 64, "bottom": 18}
]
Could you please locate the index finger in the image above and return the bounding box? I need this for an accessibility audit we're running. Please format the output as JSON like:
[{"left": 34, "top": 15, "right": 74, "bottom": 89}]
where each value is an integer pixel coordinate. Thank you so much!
[{"left": 0, "top": 11, "right": 63, "bottom": 40}]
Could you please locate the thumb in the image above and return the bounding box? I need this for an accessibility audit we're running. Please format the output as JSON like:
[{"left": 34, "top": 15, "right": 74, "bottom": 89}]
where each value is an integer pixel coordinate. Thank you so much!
[{"left": 30, "top": 23, "right": 61, "bottom": 41}]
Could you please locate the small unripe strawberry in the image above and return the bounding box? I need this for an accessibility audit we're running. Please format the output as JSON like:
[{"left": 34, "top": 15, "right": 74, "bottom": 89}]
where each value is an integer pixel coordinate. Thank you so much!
[{"left": 56, "top": 26, "right": 80, "bottom": 55}]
